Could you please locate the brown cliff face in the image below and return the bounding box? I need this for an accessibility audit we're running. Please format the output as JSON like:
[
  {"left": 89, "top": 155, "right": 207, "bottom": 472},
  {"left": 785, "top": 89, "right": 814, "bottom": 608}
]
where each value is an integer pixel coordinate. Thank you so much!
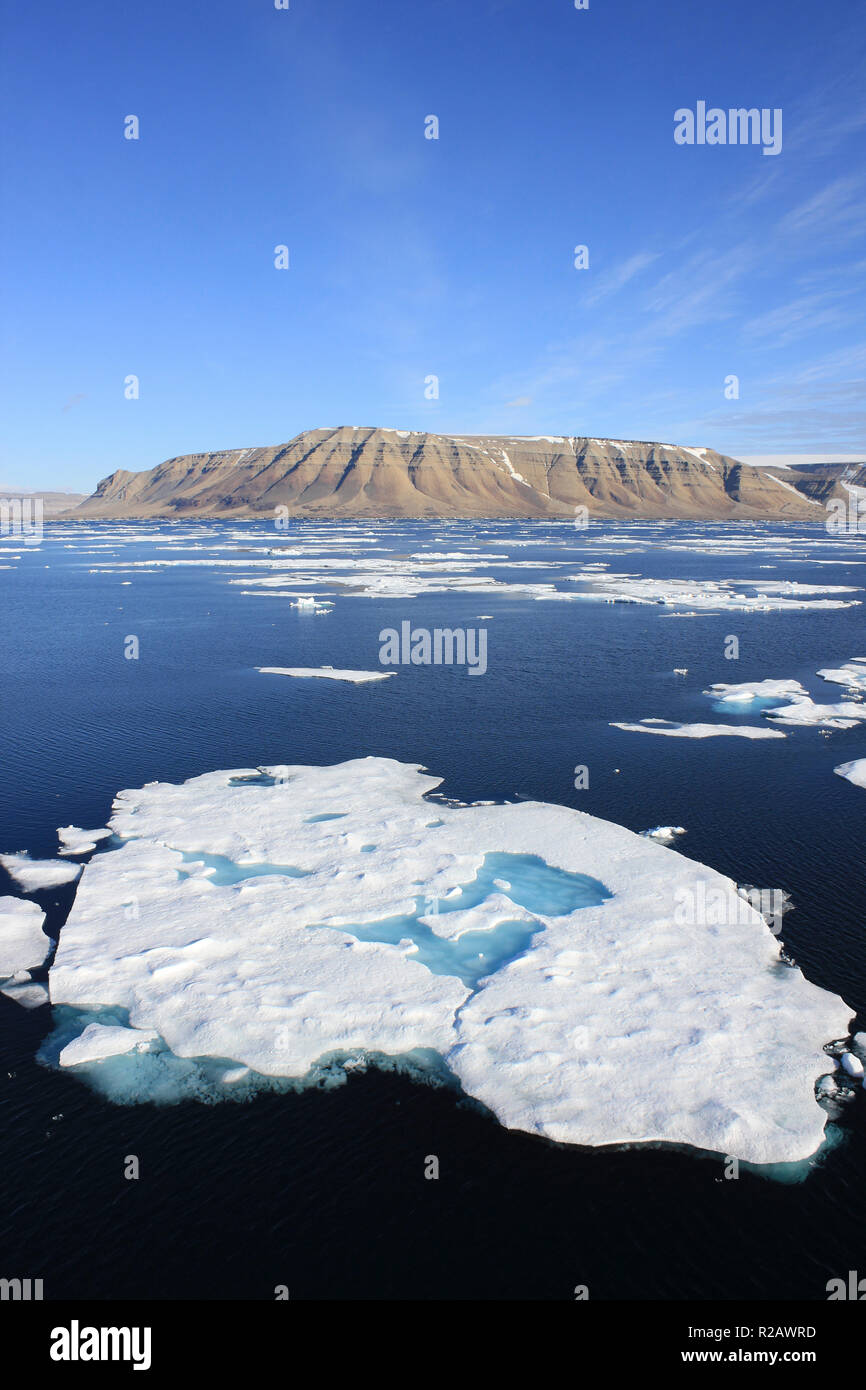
[{"left": 68, "top": 428, "right": 830, "bottom": 521}]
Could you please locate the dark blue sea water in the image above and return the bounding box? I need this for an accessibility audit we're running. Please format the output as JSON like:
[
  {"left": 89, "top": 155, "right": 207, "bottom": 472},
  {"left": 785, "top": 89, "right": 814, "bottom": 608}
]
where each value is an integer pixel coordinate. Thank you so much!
[{"left": 1, "top": 517, "right": 864, "bottom": 1300}]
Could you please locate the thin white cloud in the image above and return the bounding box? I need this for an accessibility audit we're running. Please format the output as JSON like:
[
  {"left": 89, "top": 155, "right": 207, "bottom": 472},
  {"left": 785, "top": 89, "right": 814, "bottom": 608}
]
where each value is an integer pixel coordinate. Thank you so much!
[
  {"left": 776, "top": 175, "right": 866, "bottom": 239},
  {"left": 584, "top": 251, "right": 659, "bottom": 306}
]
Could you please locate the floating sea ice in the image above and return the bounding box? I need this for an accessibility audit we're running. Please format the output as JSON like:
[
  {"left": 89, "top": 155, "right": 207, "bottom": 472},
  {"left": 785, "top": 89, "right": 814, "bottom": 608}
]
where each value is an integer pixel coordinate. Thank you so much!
[
  {"left": 816, "top": 658, "right": 866, "bottom": 697},
  {"left": 57, "top": 826, "right": 112, "bottom": 857},
  {"left": 256, "top": 666, "right": 395, "bottom": 684},
  {"left": 841, "top": 1052, "right": 865, "bottom": 1079},
  {"left": 764, "top": 698, "right": 866, "bottom": 730},
  {"left": 45, "top": 758, "right": 851, "bottom": 1164},
  {"left": 0, "top": 854, "right": 82, "bottom": 891},
  {"left": 640, "top": 826, "right": 687, "bottom": 843},
  {"left": 289, "top": 596, "right": 333, "bottom": 613},
  {"left": 706, "top": 679, "right": 808, "bottom": 705},
  {"left": 611, "top": 720, "right": 786, "bottom": 740},
  {"left": 570, "top": 573, "right": 862, "bottom": 612},
  {"left": 0, "top": 897, "right": 50, "bottom": 977},
  {"left": 835, "top": 759, "right": 866, "bottom": 789},
  {"left": 815, "top": 1073, "right": 853, "bottom": 1109},
  {"left": 1, "top": 973, "right": 50, "bottom": 1009}
]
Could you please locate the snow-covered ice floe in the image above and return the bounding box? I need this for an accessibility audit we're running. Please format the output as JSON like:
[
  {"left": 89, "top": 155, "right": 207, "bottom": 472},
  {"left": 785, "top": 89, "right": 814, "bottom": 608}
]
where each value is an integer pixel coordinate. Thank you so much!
[
  {"left": 0, "top": 854, "right": 82, "bottom": 891},
  {"left": 42, "top": 758, "right": 851, "bottom": 1166},
  {"left": 611, "top": 720, "right": 786, "bottom": 740},
  {"left": 706, "top": 679, "right": 808, "bottom": 708},
  {"left": 289, "top": 595, "right": 333, "bottom": 613},
  {"left": 256, "top": 666, "right": 395, "bottom": 684},
  {"left": 764, "top": 699, "right": 866, "bottom": 730},
  {"left": 0, "top": 897, "right": 51, "bottom": 1008},
  {"left": 817, "top": 658, "right": 866, "bottom": 696},
  {"left": 57, "top": 826, "right": 112, "bottom": 857},
  {"left": 0, "top": 897, "right": 50, "bottom": 977},
  {"left": 835, "top": 759, "right": 866, "bottom": 790},
  {"left": 705, "top": 662, "right": 866, "bottom": 728},
  {"left": 568, "top": 573, "right": 862, "bottom": 612},
  {"left": 759, "top": 656, "right": 866, "bottom": 727}
]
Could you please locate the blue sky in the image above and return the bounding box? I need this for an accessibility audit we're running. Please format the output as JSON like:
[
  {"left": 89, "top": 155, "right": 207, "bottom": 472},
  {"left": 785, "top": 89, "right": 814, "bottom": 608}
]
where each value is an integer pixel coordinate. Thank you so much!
[{"left": 1, "top": 0, "right": 864, "bottom": 491}]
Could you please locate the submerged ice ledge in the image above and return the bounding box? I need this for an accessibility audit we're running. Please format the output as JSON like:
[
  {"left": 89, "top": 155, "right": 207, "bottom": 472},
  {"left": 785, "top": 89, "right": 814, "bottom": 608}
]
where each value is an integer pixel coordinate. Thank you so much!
[{"left": 43, "top": 757, "right": 852, "bottom": 1166}]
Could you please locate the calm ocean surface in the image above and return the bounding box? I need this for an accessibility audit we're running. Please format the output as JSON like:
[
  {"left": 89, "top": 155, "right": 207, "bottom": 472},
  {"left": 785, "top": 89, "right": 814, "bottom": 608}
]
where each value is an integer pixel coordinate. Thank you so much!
[{"left": 1, "top": 517, "right": 864, "bottom": 1300}]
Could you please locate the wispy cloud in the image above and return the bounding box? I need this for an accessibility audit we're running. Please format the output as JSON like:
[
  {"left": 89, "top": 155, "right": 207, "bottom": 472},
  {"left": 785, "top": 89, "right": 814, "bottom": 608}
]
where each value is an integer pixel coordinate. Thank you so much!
[
  {"left": 776, "top": 175, "right": 866, "bottom": 240},
  {"left": 744, "top": 291, "right": 852, "bottom": 346},
  {"left": 584, "top": 251, "right": 659, "bottom": 306}
]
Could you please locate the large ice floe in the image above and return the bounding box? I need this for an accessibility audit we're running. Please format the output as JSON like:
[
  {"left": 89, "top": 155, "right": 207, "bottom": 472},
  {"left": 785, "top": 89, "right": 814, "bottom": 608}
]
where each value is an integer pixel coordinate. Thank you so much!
[{"left": 43, "top": 758, "right": 852, "bottom": 1166}]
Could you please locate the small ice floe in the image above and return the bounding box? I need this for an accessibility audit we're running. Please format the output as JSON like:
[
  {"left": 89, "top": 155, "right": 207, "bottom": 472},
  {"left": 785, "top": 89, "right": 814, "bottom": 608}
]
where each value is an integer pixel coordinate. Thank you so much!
[
  {"left": 834, "top": 759, "right": 866, "bottom": 790},
  {"left": 611, "top": 720, "right": 786, "bottom": 740},
  {"left": 765, "top": 698, "right": 866, "bottom": 730},
  {"left": 256, "top": 666, "right": 395, "bottom": 683},
  {"left": 817, "top": 657, "right": 866, "bottom": 697},
  {"left": 0, "top": 897, "right": 50, "bottom": 977},
  {"left": 673, "top": 668, "right": 688, "bottom": 676},
  {"left": 57, "top": 826, "right": 112, "bottom": 857},
  {"left": 0, "top": 976, "right": 50, "bottom": 1010},
  {"left": 706, "top": 678, "right": 807, "bottom": 705},
  {"left": 841, "top": 1052, "right": 865, "bottom": 1079},
  {"left": 815, "top": 1074, "right": 856, "bottom": 1110},
  {"left": 640, "top": 826, "right": 686, "bottom": 844},
  {"left": 0, "top": 854, "right": 82, "bottom": 891},
  {"left": 290, "top": 595, "right": 332, "bottom": 613}
]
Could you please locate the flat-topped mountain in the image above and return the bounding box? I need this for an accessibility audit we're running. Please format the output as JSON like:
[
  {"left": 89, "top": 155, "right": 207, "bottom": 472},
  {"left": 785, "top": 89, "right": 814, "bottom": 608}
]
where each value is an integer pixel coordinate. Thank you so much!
[{"left": 68, "top": 427, "right": 834, "bottom": 521}]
